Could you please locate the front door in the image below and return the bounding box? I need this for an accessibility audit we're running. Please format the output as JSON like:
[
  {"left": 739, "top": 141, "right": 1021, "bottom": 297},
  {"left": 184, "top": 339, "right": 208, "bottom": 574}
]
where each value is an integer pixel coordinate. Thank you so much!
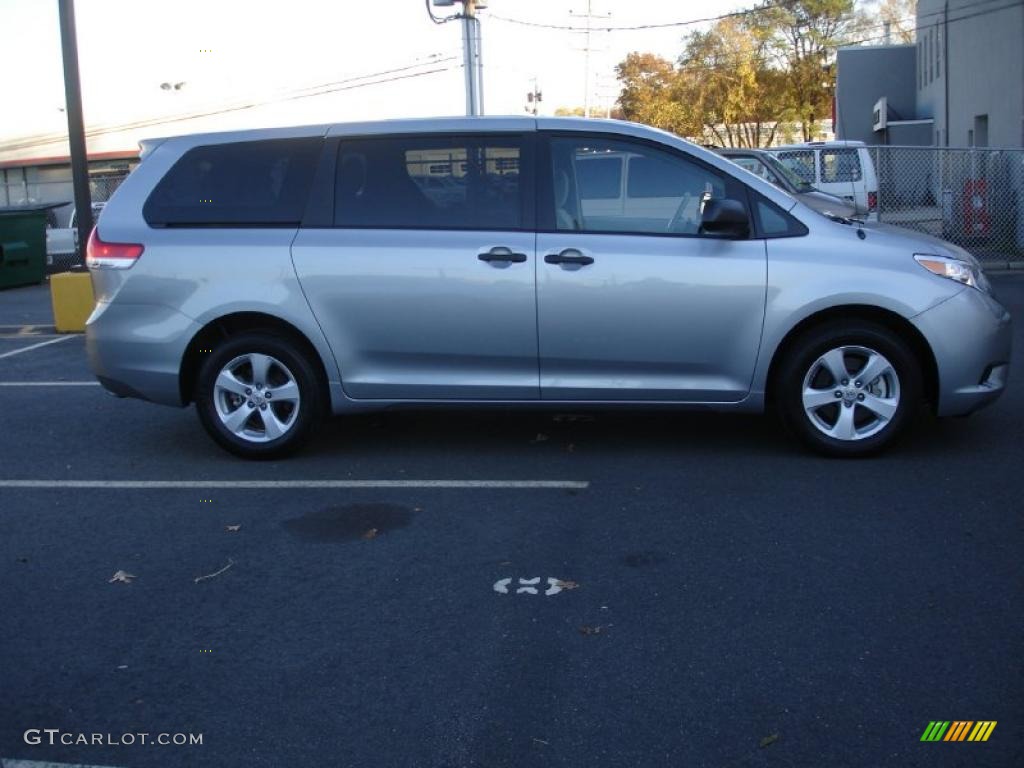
[
  {"left": 291, "top": 132, "right": 538, "bottom": 400},
  {"left": 536, "top": 133, "right": 766, "bottom": 401}
]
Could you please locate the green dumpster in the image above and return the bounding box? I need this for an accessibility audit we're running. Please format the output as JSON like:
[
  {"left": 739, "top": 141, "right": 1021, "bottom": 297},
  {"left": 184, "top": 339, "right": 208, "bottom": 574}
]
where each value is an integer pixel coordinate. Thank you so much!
[{"left": 0, "top": 203, "right": 67, "bottom": 289}]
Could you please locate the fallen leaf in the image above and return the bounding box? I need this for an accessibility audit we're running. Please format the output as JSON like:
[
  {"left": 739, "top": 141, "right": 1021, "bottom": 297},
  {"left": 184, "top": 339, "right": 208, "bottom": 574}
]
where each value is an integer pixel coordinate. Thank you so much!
[
  {"left": 225, "top": 524, "right": 241, "bottom": 532},
  {"left": 109, "top": 570, "right": 136, "bottom": 584},
  {"left": 531, "top": 433, "right": 549, "bottom": 443},
  {"left": 362, "top": 528, "right": 379, "bottom": 540},
  {"left": 578, "top": 625, "right": 604, "bottom": 636},
  {"left": 554, "top": 579, "right": 579, "bottom": 590},
  {"left": 760, "top": 734, "right": 779, "bottom": 748}
]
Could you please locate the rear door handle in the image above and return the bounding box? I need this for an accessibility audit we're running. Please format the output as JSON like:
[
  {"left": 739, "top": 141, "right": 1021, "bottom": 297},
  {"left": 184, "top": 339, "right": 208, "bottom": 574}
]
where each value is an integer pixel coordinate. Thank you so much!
[
  {"left": 544, "top": 249, "right": 594, "bottom": 266},
  {"left": 478, "top": 247, "right": 528, "bottom": 264}
]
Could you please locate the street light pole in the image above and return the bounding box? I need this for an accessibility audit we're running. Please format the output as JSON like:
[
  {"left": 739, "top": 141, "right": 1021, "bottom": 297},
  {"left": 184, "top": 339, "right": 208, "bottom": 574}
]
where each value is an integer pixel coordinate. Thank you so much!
[{"left": 58, "top": 0, "right": 92, "bottom": 262}]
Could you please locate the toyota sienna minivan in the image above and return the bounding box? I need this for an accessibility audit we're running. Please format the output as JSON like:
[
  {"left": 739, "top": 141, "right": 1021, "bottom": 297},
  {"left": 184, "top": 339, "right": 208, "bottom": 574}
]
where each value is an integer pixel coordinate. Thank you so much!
[{"left": 85, "top": 117, "right": 1011, "bottom": 458}]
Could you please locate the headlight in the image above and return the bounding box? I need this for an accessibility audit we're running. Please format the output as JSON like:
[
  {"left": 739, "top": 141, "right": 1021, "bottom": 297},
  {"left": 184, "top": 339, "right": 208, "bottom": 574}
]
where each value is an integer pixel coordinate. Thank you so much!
[{"left": 914, "top": 254, "right": 990, "bottom": 293}]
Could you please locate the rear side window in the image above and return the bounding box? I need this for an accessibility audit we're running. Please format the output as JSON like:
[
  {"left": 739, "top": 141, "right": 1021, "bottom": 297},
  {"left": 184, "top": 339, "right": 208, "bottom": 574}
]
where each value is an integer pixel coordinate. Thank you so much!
[
  {"left": 820, "top": 149, "right": 862, "bottom": 183},
  {"left": 144, "top": 138, "right": 321, "bottom": 227},
  {"left": 334, "top": 135, "right": 529, "bottom": 230},
  {"left": 776, "top": 150, "right": 815, "bottom": 184}
]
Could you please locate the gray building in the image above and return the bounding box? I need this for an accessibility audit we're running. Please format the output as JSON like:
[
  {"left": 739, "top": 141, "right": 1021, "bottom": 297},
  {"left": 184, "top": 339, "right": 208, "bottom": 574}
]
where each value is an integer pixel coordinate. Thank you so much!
[
  {"left": 836, "top": 0, "right": 1024, "bottom": 147},
  {"left": 835, "top": 44, "right": 930, "bottom": 145}
]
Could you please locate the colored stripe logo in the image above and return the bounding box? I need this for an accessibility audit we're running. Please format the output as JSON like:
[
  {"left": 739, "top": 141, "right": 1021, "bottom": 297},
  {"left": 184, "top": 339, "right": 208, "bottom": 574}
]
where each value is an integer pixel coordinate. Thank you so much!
[{"left": 920, "top": 721, "right": 996, "bottom": 742}]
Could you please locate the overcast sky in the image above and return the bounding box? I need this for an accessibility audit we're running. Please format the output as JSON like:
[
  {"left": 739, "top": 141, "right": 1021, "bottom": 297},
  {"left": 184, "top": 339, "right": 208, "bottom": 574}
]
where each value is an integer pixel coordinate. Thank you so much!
[{"left": 0, "top": 0, "right": 752, "bottom": 142}]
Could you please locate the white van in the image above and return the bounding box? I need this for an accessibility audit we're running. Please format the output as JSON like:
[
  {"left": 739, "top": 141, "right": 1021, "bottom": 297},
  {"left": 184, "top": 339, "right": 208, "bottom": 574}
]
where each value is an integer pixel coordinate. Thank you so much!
[{"left": 768, "top": 141, "right": 879, "bottom": 219}]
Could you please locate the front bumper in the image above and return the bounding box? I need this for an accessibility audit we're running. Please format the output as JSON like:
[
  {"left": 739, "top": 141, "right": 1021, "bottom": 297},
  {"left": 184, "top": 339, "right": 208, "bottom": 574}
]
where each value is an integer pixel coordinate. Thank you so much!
[
  {"left": 912, "top": 287, "right": 1012, "bottom": 416},
  {"left": 86, "top": 300, "right": 199, "bottom": 407}
]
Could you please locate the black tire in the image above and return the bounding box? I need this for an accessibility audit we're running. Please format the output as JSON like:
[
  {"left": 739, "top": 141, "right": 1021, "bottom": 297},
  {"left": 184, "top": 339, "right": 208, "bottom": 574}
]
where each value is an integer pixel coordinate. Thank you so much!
[
  {"left": 775, "top": 320, "right": 922, "bottom": 457},
  {"left": 194, "top": 332, "right": 322, "bottom": 459}
]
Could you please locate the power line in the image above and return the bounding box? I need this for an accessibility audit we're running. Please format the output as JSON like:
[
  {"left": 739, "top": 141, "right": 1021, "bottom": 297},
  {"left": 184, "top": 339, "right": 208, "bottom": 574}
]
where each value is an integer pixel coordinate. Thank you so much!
[
  {"left": 0, "top": 61, "right": 460, "bottom": 153},
  {"left": 488, "top": 0, "right": 795, "bottom": 31},
  {"left": 490, "top": 0, "right": 1014, "bottom": 34}
]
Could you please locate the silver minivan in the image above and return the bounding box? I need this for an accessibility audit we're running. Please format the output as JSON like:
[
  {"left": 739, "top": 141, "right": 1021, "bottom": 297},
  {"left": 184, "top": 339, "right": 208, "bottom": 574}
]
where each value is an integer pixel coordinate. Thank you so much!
[{"left": 85, "top": 117, "right": 1011, "bottom": 458}]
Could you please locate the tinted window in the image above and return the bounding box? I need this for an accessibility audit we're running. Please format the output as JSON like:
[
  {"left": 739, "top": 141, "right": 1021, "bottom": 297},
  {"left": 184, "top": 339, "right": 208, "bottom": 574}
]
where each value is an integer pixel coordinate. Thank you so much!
[
  {"left": 334, "top": 135, "right": 526, "bottom": 230},
  {"left": 776, "top": 150, "right": 815, "bottom": 184},
  {"left": 820, "top": 149, "right": 862, "bottom": 183},
  {"left": 575, "top": 157, "right": 621, "bottom": 200},
  {"left": 144, "top": 138, "right": 320, "bottom": 227},
  {"left": 550, "top": 137, "right": 730, "bottom": 235},
  {"left": 753, "top": 195, "right": 806, "bottom": 237}
]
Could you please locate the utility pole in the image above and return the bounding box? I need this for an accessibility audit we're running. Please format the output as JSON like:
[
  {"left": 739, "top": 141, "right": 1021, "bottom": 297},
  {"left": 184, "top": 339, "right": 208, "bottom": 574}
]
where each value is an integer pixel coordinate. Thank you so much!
[
  {"left": 58, "top": 0, "right": 92, "bottom": 261},
  {"left": 569, "top": 1, "right": 609, "bottom": 118},
  {"left": 461, "top": 0, "right": 485, "bottom": 116}
]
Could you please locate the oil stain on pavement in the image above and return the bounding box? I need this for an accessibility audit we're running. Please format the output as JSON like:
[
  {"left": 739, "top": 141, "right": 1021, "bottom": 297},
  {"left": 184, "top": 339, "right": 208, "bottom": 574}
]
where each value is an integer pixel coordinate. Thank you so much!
[{"left": 282, "top": 503, "right": 415, "bottom": 542}]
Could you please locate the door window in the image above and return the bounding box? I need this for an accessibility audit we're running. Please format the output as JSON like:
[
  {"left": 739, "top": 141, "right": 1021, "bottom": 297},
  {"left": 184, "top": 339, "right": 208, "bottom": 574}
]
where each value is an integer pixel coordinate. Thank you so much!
[
  {"left": 548, "top": 137, "right": 732, "bottom": 235},
  {"left": 334, "top": 135, "right": 528, "bottom": 230}
]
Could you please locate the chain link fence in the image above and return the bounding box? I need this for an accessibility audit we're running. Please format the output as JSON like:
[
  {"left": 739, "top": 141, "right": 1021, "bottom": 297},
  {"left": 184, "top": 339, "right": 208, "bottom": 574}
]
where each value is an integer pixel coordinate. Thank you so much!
[
  {"left": 867, "top": 146, "right": 1024, "bottom": 265},
  {"left": 1, "top": 172, "right": 130, "bottom": 272}
]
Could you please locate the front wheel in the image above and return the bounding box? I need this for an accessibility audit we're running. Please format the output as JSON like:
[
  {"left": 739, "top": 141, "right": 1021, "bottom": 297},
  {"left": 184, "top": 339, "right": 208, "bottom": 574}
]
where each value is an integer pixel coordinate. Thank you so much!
[
  {"left": 194, "top": 333, "right": 322, "bottom": 459},
  {"left": 776, "top": 321, "right": 922, "bottom": 457}
]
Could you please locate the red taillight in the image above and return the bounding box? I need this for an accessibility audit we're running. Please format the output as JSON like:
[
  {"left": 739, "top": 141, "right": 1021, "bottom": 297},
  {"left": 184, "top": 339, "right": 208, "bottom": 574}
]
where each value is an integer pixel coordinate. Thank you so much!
[
  {"left": 867, "top": 191, "right": 878, "bottom": 211},
  {"left": 86, "top": 228, "right": 144, "bottom": 269}
]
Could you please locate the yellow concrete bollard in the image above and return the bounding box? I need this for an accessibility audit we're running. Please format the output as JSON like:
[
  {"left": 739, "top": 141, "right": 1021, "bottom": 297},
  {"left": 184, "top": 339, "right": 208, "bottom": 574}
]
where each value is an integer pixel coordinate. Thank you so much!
[{"left": 49, "top": 271, "right": 95, "bottom": 333}]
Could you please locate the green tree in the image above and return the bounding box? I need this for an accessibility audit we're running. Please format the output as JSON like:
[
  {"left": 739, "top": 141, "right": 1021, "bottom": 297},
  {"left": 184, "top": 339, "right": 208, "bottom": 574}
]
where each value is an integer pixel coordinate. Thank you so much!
[
  {"left": 614, "top": 52, "right": 701, "bottom": 138},
  {"left": 754, "top": 0, "right": 870, "bottom": 140},
  {"left": 678, "top": 15, "right": 790, "bottom": 147}
]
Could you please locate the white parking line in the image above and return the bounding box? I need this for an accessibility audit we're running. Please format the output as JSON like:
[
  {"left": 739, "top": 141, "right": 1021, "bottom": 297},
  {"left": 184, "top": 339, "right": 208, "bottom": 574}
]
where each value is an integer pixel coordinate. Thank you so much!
[
  {"left": 0, "top": 381, "right": 100, "bottom": 386},
  {"left": 0, "top": 479, "right": 589, "bottom": 490},
  {"left": 2, "top": 761, "right": 124, "bottom": 768},
  {"left": 0, "top": 336, "right": 75, "bottom": 359}
]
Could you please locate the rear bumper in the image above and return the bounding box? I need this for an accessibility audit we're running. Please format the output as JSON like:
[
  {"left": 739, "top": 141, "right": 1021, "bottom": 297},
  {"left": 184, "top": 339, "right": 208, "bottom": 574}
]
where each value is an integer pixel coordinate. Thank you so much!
[
  {"left": 912, "top": 287, "right": 1012, "bottom": 416},
  {"left": 85, "top": 300, "right": 198, "bottom": 407}
]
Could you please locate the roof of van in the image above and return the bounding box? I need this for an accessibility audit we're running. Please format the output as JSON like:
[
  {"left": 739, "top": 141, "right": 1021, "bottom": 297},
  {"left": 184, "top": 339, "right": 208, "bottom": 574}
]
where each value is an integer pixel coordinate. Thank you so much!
[{"left": 768, "top": 140, "right": 868, "bottom": 150}]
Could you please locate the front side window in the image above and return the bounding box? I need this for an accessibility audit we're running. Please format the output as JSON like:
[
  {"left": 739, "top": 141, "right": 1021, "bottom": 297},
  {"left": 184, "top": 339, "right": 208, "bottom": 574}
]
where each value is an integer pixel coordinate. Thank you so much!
[
  {"left": 732, "top": 156, "right": 778, "bottom": 184},
  {"left": 334, "top": 135, "right": 527, "bottom": 230},
  {"left": 549, "top": 137, "right": 731, "bottom": 235},
  {"left": 820, "top": 149, "right": 862, "bottom": 183},
  {"left": 144, "top": 138, "right": 321, "bottom": 227}
]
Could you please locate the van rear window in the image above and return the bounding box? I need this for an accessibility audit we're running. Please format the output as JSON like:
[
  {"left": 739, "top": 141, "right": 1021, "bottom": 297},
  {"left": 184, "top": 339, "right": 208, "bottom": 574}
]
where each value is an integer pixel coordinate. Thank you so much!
[{"left": 144, "top": 138, "right": 321, "bottom": 227}]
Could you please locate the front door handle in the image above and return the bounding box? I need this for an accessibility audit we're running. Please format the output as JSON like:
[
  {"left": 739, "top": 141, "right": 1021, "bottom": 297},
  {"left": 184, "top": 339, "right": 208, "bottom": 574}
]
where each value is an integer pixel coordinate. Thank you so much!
[
  {"left": 478, "top": 247, "right": 528, "bottom": 264},
  {"left": 544, "top": 249, "right": 594, "bottom": 266}
]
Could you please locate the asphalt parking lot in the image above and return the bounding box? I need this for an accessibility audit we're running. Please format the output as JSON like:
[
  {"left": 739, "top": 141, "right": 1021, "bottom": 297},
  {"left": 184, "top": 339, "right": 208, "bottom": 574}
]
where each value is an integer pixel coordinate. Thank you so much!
[{"left": 0, "top": 277, "right": 1022, "bottom": 768}]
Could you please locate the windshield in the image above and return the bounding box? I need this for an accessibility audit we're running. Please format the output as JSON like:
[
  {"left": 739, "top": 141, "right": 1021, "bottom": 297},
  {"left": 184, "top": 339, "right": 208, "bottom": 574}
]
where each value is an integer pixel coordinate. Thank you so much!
[{"left": 761, "top": 152, "right": 815, "bottom": 192}]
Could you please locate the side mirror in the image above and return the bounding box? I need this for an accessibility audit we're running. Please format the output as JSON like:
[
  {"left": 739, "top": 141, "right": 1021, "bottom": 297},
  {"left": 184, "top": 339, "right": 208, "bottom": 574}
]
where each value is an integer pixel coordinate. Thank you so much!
[{"left": 700, "top": 198, "right": 750, "bottom": 238}]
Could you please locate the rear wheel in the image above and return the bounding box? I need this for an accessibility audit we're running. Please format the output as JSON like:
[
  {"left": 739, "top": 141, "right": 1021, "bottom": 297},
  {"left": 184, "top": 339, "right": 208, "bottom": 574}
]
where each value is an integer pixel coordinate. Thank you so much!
[
  {"left": 776, "top": 321, "right": 922, "bottom": 457},
  {"left": 195, "top": 332, "right": 322, "bottom": 459}
]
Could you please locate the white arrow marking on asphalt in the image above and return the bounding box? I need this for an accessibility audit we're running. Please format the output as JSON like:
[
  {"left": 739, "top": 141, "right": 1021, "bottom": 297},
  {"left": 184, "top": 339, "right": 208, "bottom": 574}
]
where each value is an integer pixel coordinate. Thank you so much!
[
  {"left": 516, "top": 576, "right": 541, "bottom": 594},
  {"left": 493, "top": 577, "right": 573, "bottom": 596}
]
